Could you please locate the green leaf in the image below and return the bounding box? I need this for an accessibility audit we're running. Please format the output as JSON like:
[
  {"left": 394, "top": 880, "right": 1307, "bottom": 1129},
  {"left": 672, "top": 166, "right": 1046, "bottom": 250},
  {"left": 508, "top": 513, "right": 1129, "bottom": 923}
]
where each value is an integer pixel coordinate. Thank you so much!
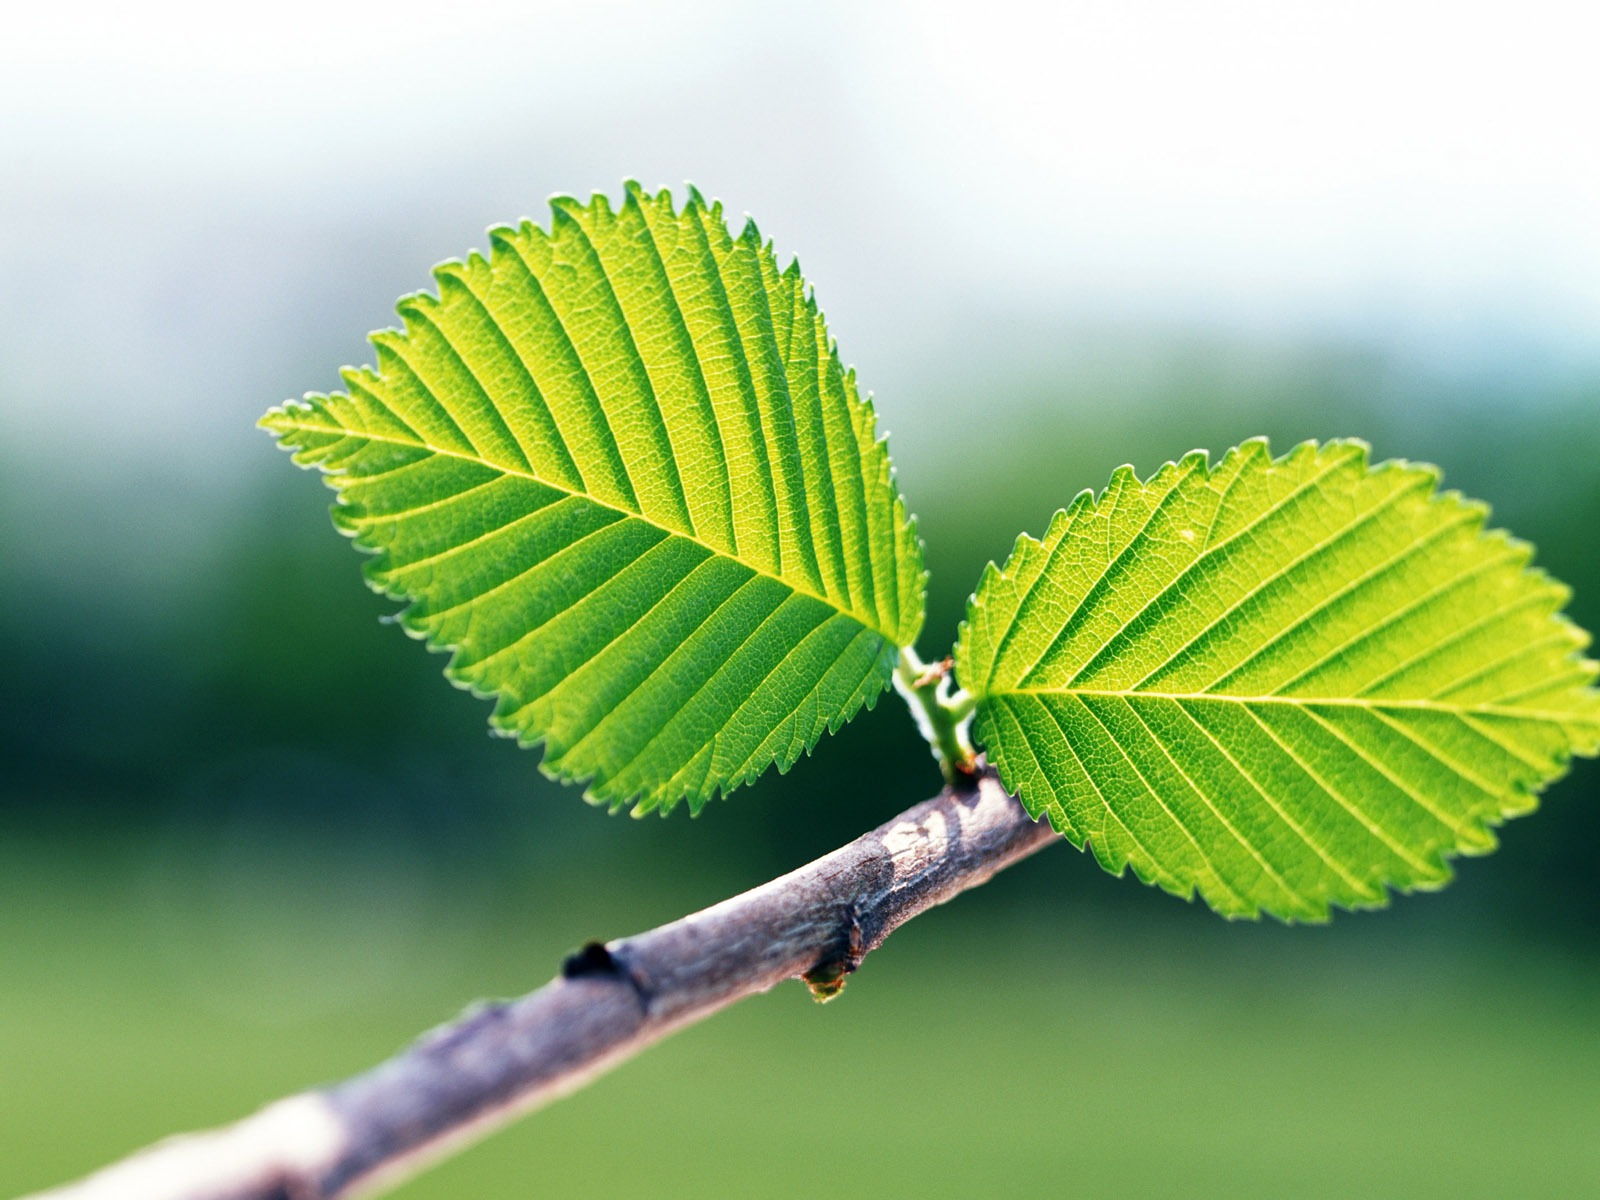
[
  {"left": 955, "top": 439, "right": 1600, "bottom": 920},
  {"left": 261, "top": 183, "right": 925, "bottom": 814}
]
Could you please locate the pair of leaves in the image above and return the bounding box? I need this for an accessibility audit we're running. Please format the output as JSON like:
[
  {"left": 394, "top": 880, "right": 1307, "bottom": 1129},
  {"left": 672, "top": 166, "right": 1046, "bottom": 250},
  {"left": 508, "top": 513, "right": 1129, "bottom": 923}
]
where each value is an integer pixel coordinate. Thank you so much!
[{"left": 264, "top": 184, "right": 1599, "bottom": 920}]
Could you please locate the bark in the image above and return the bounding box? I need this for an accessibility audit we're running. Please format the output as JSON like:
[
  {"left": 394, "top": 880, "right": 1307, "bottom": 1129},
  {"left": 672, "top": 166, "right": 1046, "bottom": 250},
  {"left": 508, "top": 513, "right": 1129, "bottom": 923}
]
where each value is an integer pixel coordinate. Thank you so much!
[{"left": 27, "top": 769, "right": 1056, "bottom": 1200}]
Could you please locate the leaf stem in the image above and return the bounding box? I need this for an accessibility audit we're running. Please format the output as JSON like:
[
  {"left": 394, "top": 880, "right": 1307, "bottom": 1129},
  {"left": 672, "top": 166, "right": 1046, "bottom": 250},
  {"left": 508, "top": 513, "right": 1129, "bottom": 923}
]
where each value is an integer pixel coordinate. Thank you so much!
[{"left": 894, "top": 648, "right": 979, "bottom": 781}]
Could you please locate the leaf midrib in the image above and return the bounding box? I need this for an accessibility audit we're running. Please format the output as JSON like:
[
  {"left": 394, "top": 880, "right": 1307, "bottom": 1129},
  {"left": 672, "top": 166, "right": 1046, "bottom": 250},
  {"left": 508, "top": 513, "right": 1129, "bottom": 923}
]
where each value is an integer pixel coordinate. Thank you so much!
[
  {"left": 985, "top": 685, "right": 1594, "bottom": 726},
  {"left": 279, "top": 410, "right": 899, "bottom": 644}
]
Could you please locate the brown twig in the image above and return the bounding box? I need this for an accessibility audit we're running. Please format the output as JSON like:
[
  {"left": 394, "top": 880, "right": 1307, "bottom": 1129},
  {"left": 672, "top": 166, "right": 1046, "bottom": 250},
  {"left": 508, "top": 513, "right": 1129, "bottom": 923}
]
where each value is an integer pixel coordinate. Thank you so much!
[{"left": 27, "top": 769, "right": 1056, "bottom": 1200}]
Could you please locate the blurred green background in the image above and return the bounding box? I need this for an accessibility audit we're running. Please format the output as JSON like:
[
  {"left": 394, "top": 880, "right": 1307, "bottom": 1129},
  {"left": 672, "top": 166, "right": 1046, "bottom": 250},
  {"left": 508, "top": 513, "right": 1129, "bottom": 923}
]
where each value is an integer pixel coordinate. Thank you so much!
[{"left": 3, "top": 3, "right": 1598, "bottom": 1197}]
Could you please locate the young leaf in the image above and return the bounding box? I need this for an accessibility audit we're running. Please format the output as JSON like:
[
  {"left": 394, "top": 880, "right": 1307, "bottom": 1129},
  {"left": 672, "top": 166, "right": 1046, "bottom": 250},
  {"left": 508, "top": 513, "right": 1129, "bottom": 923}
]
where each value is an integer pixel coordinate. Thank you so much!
[
  {"left": 955, "top": 439, "right": 1600, "bottom": 920},
  {"left": 261, "top": 184, "right": 925, "bottom": 814}
]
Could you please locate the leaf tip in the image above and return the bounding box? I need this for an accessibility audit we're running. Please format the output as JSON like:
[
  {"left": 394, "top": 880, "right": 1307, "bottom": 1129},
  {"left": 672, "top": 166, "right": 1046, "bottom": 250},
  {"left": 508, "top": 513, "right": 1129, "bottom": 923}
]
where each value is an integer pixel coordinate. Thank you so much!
[
  {"left": 486, "top": 223, "right": 524, "bottom": 254},
  {"left": 547, "top": 192, "right": 584, "bottom": 217},
  {"left": 257, "top": 402, "right": 295, "bottom": 434},
  {"left": 394, "top": 287, "right": 442, "bottom": 324},
  {"left": 735, "top": 215, "right": 764, "bottom": 249}
]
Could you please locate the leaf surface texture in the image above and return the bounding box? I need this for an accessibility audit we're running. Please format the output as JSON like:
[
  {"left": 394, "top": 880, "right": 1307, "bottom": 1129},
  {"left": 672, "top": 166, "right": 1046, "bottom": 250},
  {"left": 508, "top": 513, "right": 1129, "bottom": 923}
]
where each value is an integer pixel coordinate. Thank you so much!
[
  {"left": 956, "top": 439, "right": 1600, "bottom": 918},
  {"left": 263, "top": 184, "right": 924, "bottom": 813}
]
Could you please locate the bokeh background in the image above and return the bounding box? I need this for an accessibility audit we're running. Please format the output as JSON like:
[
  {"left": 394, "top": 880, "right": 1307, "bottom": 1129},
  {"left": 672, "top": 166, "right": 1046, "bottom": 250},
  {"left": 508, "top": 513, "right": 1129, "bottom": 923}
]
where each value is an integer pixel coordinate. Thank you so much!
[{"left": 4, "top": 2, "right": 1598, "bottom": 1196}]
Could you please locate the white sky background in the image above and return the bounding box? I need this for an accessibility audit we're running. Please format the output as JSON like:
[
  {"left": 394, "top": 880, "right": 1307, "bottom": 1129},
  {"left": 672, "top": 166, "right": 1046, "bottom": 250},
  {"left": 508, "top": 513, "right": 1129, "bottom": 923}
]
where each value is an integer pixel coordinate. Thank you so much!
[
  {"left": 865, "top": 2, "right": 1600, "bottom": 355},
  {"left": 3, "top": 0, "right": 1599, "bottom": 472}
]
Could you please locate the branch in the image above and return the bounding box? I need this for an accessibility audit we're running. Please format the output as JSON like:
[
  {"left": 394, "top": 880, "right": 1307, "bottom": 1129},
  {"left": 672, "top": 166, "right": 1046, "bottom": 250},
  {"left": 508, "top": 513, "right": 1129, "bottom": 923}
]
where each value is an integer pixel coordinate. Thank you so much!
[{"left": 28, "top": 769, "right": 1056, "bottom": 1200}]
